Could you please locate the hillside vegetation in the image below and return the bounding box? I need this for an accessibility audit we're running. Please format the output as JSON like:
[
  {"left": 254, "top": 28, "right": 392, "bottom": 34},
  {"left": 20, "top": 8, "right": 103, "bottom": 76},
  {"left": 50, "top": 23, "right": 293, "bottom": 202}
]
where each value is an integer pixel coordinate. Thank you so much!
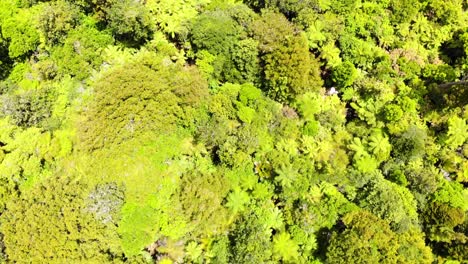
[{"left": 0, "top": 0, "right": 468, "bottom": 263}]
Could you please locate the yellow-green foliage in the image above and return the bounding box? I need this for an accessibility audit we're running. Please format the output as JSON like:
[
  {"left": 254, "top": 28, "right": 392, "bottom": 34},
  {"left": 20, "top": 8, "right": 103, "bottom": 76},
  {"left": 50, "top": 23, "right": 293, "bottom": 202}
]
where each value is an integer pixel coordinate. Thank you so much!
[
  {"left": 0, "top": 175, "right": 123, "bottom": 263},
  {"left": 146, "top": 0, "right": 211, "bottom": 37},
  {"left": 1, "top": 6, "right": 39, "bottom": 58},
  {"left": 51, "top": 19, "right": 115, "bottom": 80},
  {"left": 73, "top": 133, "right": 190, "bottom": 256},
  {"left": 78, "top": 53, "right": 208, "bottom": 151},
  {"left": 327, "top": 210, "right": 432, "bottom": 264},
  {"left": 72, "top": 132, "right": 228, "bottom": 257},
  {"left": 178, "top": 161, "right": 230, "bottom": 238},
  {"left": 1, "top": 0, "right": 468, "bottom": 262},
  {"left": 0, "top": 119, "right": 72, "bottom": 213}
]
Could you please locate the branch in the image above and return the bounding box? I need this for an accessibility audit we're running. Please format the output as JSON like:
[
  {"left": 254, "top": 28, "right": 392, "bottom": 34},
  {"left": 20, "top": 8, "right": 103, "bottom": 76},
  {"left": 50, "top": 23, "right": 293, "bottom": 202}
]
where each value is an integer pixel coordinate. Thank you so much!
[{"left": 438, "top": 80, "right": 468, "bottom": 89}]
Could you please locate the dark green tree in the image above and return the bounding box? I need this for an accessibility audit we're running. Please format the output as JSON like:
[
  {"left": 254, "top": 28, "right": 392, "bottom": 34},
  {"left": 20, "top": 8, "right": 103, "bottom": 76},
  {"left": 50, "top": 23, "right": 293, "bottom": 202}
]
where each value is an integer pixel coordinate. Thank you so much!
[
  {"left": 104, "top": 0, "right": 153, "bottom": 45},
  {"left": 1, "top": 87, "right": 52, "bottom": 127},
  {"left": 37, "top": 1, "right": 80, "bottom": 46}
]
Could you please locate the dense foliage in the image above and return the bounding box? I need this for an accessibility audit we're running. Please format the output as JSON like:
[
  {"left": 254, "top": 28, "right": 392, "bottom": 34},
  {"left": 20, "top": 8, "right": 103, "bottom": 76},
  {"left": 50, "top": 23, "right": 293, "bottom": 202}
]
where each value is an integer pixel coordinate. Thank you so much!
[{"left": 0, "top": 0, "right": 468, "bottom": 263}]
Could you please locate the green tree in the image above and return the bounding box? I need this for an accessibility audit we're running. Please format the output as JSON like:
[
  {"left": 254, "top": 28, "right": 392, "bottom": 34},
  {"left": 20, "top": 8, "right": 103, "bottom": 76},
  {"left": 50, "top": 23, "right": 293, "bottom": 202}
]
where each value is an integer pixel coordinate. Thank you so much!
[
  {"left": 251, "top": 11, "right": 322, "bottom": 102},
  {"left": 104, "top": 0, "right": 154, "bottom": 45},
  {"left": 178, "top": 169, "right": 230, "bottom": 238},
  {"left": 190, "top": 10, "right": 253, "bottom": 83},
  {"left": 78, "top": 52, "right": 207, "bottom": 151},
  {"left": 356, "top": 178, "right": 419, "bottom": 231},
  {"left": 1, "top": 87, "right": 52, "bottom": 127},
  {"left": 368, "top": 130, "right": 392, "bottom": 162},
  {"left": 0, "top": 175, "right": 124, "bottom": 262},
  {"left": 396, "top": 228, "right": 434, "bottom": 264},
  {"left": 338, "top": 33, "right": 383, "bottom": 70},
  {"left": 225, "top": 187, "right": 250, "bottom": 213},
  {"left": 272, "top": 232, "right": 299, "bottom": 262},
  {"left": 275, "top": 163, "right": 299, "bottom": 189},
  {"left": 1, "top": 9, "right": 40, "bottom": 58},
  {"left": 0, "top": 119, "right": 72, "bottom": 214},
  {"left": 228, "top": 210, "right": 273, "bottom": 263},
  {"left": 326, "top": 209, "right": 432, "bottom": 263},
  {"left": 146, "top": 0, "right": 210, "bottom": 38},
  {"left": 51, "top": 18, "right": 114, "bottom": 79},
  {"left": 327, "top": 210, "right": 400, "bottom": 263},
  {"left": 37, "top": 1, "right": 79, "bottom": 46},
  {"left": 422, "top": 201, "right": 466, "bottom": 243},
  {"left": 391, "top": 126, "right": 427, "bottom": 161},
  {"left": 332, "top": 61, "right": 358, "bottom": 87},
  {"left": 445, "top": 115, "right": 468, "bottom": 149},
  {"left": 191, "top": 11, "right": 241, "bottom": 57},
  {"left": 225, "top": 38, "right": 260, "bottom": 84}
]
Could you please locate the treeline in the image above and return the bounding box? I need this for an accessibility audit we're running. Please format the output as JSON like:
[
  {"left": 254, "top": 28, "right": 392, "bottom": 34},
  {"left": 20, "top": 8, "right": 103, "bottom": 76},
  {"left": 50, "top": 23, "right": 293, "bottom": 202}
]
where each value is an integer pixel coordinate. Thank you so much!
[{"left": 0, "top": 0, "right": 467, "bottom": 263}]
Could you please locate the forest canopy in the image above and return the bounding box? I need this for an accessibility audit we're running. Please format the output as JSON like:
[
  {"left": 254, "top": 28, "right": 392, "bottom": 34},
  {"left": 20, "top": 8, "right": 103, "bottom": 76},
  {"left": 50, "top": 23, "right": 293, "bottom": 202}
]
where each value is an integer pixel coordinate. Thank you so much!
[{"left": 0, "top": 0, "right": 468, "bottom": 263}]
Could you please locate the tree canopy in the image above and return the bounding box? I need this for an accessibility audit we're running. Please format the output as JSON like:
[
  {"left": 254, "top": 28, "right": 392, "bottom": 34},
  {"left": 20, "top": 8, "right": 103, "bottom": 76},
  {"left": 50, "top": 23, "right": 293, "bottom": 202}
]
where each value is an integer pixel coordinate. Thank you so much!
[{"left": 0, "top": 0, "right": 468, "bottom": 263}]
